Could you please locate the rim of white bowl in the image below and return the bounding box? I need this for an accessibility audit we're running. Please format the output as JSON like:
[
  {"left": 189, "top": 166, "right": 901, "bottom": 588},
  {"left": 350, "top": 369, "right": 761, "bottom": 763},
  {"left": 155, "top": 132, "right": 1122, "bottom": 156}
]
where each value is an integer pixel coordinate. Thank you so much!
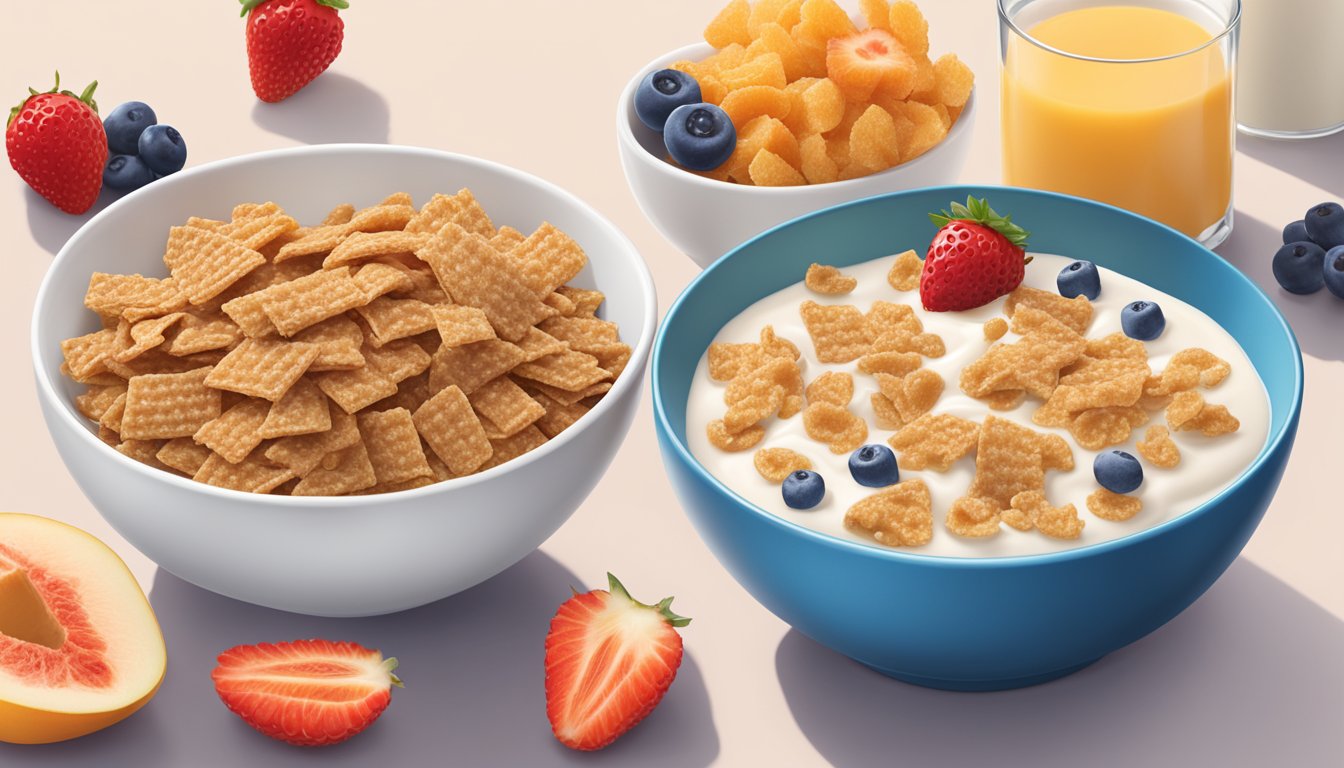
[
  {"left": 32, "top": 143, "right": 658, "bottom": 508},
  {"left": 616, "top": 42, "right": 976, "bottom": 195}
]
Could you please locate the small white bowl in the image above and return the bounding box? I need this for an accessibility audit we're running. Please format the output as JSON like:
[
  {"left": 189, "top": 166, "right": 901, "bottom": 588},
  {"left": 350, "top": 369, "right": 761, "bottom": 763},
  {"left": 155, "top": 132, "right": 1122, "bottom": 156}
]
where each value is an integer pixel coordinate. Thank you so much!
[
  {"left": 617, "top": 43, "right": 976, "bottom": 268},
  {"left": 32, "top": 144, "right": 656, "bottom": 617}
]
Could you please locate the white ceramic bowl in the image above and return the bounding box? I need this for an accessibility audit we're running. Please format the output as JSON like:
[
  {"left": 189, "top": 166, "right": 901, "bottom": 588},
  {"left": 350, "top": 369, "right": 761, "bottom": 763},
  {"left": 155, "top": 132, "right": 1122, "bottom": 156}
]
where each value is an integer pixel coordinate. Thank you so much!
[
  {"left": 32, "top": 144, "right": 656, "bottom": 617},
  {"left": 617, "top": 42, "right": 976, "bottom": 268}
]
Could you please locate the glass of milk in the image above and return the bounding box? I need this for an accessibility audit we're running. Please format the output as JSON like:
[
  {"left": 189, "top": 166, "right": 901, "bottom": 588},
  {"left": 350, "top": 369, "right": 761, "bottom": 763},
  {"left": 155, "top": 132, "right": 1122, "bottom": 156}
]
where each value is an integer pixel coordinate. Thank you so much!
[{"left": 1237, "top": 0, "right": 1344, "bottom": 138}]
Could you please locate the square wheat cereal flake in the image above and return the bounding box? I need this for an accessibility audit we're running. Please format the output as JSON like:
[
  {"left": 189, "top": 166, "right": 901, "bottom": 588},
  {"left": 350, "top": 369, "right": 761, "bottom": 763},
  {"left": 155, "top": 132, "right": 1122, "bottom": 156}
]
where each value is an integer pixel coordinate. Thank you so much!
[
  {"left": 264, "top": 405, "right": 361, "bottom": 475},
  {"left": 259, "top": 378, "right": 331, "bottom": 438},
  {"left": 508, "top": 222, "right": 588, "bottom": 298},
  {"left": 356, "top": 408, "right": 433, "bottom": 486},
  {"left": 121, "top": 367, "right": 221, "bottom": 440},
  {"left": 418, "top": 223, "right": 555, "bottom": 342},
  {"left": 292, "top": 441, "right": 379, "bottom": 496},
  {"left": 324, "top": 231, "right": 430, "bottom": 269},
  {"left": 260, "top": 267, "right": 369, "bottom": 337},
  {"left": 156, "top": 437, "right": 213, "bottom": 476},
  {"left": 365, "top": 340, "right": 433, "bottom": 383},
  {"left": 555, "top": 286, "right": 605, "bottom": 316},
  {"left": 193, "top": 451, "right": 295, "bottom": 493},
  {"left": 468, "top": 377, "right": 546, "bottom": 437},
  {"left": 531, "top": 391, "right": 591, "bottom": 439},
  {"left": 413, "top": 384, "right": 494, "bottom": 476},
  {"left": 162, "top": 226, "right": 266, "bottom": 305},
  {"left": 355, "top": 297, "right": 438, "bottom": 347},
  {"left": 432, "top": 304, "right": 497, "bottom": 348},
  {"left": 314, "top": 365, "right": 399, "bottom": 414},
  {"left": 206, "top": 338, "right": 320, "bottom": 400},
  {"left": 480, "top": 425, "right": 548, "bottom": 471},
  {"left": 85, "top": 273, "right": 187, "bottom": 319},
  {"left": 352, "top": 261, "right": 416, "bottom": 301},
  {"left": 429, "top": 339, "right": 527, "bottom": 395},
  {"left": 61, "top": 329, "right": 120, "bottom": 381},
  {"left": 193, "top": 398, "right": 270, "bottom": 464},
  {"left": 512, "top": 349, "right": 611, "bottom": 392}
]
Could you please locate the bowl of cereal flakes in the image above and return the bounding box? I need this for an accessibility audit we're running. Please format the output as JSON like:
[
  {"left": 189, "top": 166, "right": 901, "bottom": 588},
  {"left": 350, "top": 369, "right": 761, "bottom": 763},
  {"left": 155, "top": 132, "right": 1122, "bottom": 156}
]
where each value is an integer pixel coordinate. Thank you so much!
[
  {"left": 617, "top": 0, "right": 976, "bottom": 268},
  {"left": 652, "top": 184, "right": 1302, "bottom": 690},
  {"left": 33, "top": 143, "right": 656, "bottom": 617}
]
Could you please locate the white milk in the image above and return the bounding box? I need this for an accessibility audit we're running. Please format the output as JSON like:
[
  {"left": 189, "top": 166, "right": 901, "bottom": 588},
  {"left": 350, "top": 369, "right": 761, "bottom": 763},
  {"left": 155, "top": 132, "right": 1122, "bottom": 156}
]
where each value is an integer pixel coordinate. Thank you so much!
[
  {"left": 686, "top": 252, "right": 1271, "bottom": 558},
  {"left": 1237, "top": 0, "right": 1344, "bottom": 137}
]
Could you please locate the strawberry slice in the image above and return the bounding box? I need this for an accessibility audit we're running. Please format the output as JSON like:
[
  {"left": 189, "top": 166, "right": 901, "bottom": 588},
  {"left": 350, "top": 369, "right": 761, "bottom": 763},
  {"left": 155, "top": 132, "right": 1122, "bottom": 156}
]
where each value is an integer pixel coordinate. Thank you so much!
[
  {"left": 826, "top": 29, "right": 917, "bottom": 102},
  {"left": 920, "top": 196, "right": 1033, "bottom": 312},
  {"left": 545, "top": 573, "right": 691, "bottom": 751},
  {"left": 211, "top": 638, "right": 402, "bottom": 747}
]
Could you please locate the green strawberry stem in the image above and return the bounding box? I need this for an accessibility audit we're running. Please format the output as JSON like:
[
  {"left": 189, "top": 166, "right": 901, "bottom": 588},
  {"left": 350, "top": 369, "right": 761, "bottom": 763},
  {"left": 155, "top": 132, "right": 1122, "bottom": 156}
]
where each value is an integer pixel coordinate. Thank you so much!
[
  {"left": 607, "top": 573, "right": 692, "bottom": 628},
  {"left": 8, "top": 71, "right": 98, "bottom": 128},
  {"left": 240, "top": 0, "right": 348, "bottom": 16},
  {"left": 382, "top": 657, "right": 405, "bottom": 689},
  {"left": 929, "top": 196, "right": 1031, "bottom": 256}
]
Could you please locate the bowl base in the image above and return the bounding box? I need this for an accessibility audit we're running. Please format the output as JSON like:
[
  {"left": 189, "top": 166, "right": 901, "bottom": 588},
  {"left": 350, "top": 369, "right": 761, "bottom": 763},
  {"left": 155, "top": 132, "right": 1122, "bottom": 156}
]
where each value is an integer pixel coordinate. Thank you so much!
[{"left": 861, "top": 656, "right": 1102, "bottom": 692}]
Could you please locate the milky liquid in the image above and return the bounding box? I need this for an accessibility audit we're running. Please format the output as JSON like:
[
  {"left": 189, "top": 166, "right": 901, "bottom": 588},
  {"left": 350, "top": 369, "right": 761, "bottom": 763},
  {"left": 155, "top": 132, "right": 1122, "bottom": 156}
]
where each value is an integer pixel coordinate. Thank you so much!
[{"left": 1237, "top": 0, "right": 1344, "bottom": 135}]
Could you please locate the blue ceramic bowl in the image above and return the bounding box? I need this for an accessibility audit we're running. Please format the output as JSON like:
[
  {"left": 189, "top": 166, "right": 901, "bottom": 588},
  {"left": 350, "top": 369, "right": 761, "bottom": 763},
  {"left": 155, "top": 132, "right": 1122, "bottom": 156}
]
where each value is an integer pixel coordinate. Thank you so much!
[{"left": 652, "top": 186, "right": 1302, "bottom": 691}]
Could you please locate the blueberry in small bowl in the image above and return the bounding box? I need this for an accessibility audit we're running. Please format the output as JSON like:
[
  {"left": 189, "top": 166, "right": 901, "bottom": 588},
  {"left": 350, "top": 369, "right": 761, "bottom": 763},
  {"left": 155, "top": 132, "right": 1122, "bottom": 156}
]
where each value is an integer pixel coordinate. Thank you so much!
[
  {"left": 103, "top": 101, "right": 157, "bottom": 155},
  {"left": 635, "top": 69, "right": 702, "bottom": 132},
  {"left": 664, "top": 103, "right": 736, "bottom": 172},
  {"left": 1272, "top": 241, "right": 1326, "bottom": 295},
  {"left": 137, "top": 125, "right": 187, "bottom": 176}
]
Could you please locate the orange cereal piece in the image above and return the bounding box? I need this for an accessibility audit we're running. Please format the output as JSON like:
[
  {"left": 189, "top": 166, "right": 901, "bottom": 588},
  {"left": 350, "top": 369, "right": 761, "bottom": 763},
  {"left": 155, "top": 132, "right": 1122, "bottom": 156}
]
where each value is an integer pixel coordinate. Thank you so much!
[
  {"left": 1005, "top": 285, "right": 1093, "bottom": 336},
  {"left": 1086, "top": 488, "right": 1142, "bottom": 522},
  {"left": 844, "top": 479, "right": 933, "bottom": 547},
  {"left": 891, "top": 100, "right": 947, "bottom": 160},
  {"left": 719, "top": 52, "right": 789, "bottom": 91},
  {"left": 746, "top": 23, "right": 810, "bottom": 81},
  {"left": 887, "top": 0, "right": 930, "bottom": 57},
  {"left": 793, "top": 0, "right": 858, "bottom": 53},
  {"left": 707, "top": 419, "right": 766, "bottom": 452},
  {"left": 705, "top": 0, "right": 752, "bottom": 48},
  {"left": 946, "top": 496, "right": 1001, "bottom": 538},
  {"left": 798, "top": 133, "right": 839, "bottom": 184},
  {"left": 860, "top": 0, "right": 892, "bottom": 30},
  {"left": 721, "top": 86, "right": 794, "bottom": 130},
  {"left": 749, "top": 149, "right": 808, "bottom": 186},
  {"left": 802, "top": 401, "right": 868, "bottom": 453},
  {"left": 805, "top": 263, "right": 857, "bottom": 295},
  {"left": 888, "top": 412, "right": 978, "bottom": 470},
  {"left": 848, "top": 105, "right": 901, "bottom": 172},
  {"left": 806, "top": 371, "right": 853, "bottom": 406},
  {"left": 932, "top": 53, "right": 974, "bottom": 108},
  {"left": 1166, "top": 390, "right": 1205, "bottom": 429},
  {"left": 121, "top": 367, "right": 221, "bottom": 440},
  {"left": 753, "top": 447, "right": 813, "bottom": 483},
  {"left": 748, "top": 0, "right": 794, "bottom": 36},
  {"left": 787, "top": 78, "right": 846, "bottom": 137},
  {"left": 983, "top": 317, "right": 1008, "bottom": 341},
  {"left": 886, "top": 250, "right": 921, "bottom": 291},
  {"left": 1168, "top": 348, "right": 1231, "bottom": 388},
  {"left": 726, "top": 117, "right": 801, "bottom": 183},
  {"left": 800, "top": 300, "right": 871, "bottom": 363},
  {"left": 1137, "top": 424, "right": 1181, "bottom": 468},
  {"left": 1010, "top": 490, "right": 1084, "bottom": 540}
]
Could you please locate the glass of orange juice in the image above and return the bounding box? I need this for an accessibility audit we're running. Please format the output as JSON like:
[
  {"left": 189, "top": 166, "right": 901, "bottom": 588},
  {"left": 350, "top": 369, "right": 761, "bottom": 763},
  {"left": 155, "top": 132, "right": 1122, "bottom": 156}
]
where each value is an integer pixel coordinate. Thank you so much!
[{"left": 999, "top": 0, "right": 1240, "bottom": 247}]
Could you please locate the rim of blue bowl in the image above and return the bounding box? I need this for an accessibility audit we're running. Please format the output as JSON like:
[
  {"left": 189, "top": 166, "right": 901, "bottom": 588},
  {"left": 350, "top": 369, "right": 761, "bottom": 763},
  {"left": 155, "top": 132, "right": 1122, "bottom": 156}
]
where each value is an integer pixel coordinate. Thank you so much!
[
  {"left": 33, "top": 143, "right": 659, "bottom": 509},
  {"left": 652, "top": 183, "right": 1304, "bottom": 568}
]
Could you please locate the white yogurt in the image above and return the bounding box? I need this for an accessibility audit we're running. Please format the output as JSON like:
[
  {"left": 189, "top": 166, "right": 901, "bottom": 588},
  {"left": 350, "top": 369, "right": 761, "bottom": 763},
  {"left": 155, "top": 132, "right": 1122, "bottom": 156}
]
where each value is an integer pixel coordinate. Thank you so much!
[{"left": 686, "top": 252, "right": 1271, "bottom": 558}]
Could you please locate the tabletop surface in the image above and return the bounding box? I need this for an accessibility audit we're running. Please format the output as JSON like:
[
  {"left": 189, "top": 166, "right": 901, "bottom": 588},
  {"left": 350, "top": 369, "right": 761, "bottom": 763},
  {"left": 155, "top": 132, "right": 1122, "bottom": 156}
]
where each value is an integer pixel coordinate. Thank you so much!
[{"left": 1, "top": 2, "right": 1339, "bottom": 766}]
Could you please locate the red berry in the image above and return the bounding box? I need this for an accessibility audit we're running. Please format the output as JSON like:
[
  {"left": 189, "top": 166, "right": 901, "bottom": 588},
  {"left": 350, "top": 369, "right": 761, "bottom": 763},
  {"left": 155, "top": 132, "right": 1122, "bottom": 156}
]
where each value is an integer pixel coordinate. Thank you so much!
[
  {"left": 6, "top": 73, "right": 107, "bottom": 215},
  {"left": 919, "top": 197, "right": 1031, "bottom": 312},
  {"left": 242, "top": 0, "right": 349, "bottom": 103}
]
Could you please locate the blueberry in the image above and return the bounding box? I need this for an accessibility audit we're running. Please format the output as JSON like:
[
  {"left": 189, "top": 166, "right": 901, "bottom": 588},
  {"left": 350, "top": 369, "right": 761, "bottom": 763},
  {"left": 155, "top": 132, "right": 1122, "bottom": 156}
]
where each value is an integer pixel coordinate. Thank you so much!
[
  {"left": 103, "top": 101, "right": 158, "bottom": 155},
  {"left": 664, "top": 103, "right": 736, "bottom": 172},
  {"left": 848, "top": 444, "right": 899, "bottom": 488},
  {"left": 1271, "top": 241, "right": 1326, "bottom": 294},
  {"left": 1056, "top": 259, "right": 1101, "bottom": 300},
  {"left": 137, "top": 125, "right": 187, "bottom": 176},
  {"left": 1304, "top": 202, "right": 1344, "bottom": 248},
  {"left": 1094, "top": 450, "right": 1143, "bottom": 494},
  {"left": 102, "top": 154, "right": 156, "bottom": 191},
  {"left": 1323, "top": 246, "right": 1344, "bottom": 300},
  {"left": 1282, "top": 219, "right": 1312, "bottom": 245},
  {"left": 1120, "top": 300, "right": 1165, "bottom": 341},
  {"left": 782, "top": 470, "right": 825, "bottom": 510},
  {"left": 634, "top": 69, "right": 702, "bottom": 132}
]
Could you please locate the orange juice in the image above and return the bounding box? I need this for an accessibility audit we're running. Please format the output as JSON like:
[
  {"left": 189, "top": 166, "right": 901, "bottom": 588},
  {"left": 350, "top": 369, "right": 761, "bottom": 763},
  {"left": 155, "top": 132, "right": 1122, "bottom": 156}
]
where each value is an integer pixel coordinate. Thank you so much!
[{"left": 1002, "top": 6, "right": 1232, "bottom": 239}]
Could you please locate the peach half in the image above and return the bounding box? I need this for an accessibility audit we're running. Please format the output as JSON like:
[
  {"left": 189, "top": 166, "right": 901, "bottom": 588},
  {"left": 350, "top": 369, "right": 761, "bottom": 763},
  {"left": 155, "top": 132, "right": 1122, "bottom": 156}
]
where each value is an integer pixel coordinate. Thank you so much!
[{"left": 0, "top": 513, "right": 165, "bottom": 744}]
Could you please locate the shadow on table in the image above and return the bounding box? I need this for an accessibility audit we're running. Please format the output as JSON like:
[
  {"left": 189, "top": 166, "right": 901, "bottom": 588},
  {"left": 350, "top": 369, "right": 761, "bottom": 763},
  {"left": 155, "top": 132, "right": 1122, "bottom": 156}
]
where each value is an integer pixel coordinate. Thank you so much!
[
  {"left": 25, "top": 186, "right": 125, "bottom": 257},
  {"left": 774, "top": 558, "right": 1343, "bottom": 768},
  {"left": 1240, "top": 131, "right": 1344, "bottom": 199},
  {"left": 0, "top": 552, "right": 718, "bottom": 768},
  {"left": 252, "top": 72, "right": 390, "bottom": 146},
  {"left": 1217, "top": 211, "right": 1344, "bottom": 362}
]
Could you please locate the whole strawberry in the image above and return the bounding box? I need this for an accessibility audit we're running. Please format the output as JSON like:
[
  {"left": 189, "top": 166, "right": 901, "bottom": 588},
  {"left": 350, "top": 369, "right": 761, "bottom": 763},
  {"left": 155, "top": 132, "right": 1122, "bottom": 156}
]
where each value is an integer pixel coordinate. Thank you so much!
[
  {"left": 241, "top": 0, "right": 349, "bottom": 103},
  {"left": 920, "top": 196, "right": 1032, "bottom": 312},
  {"left": 7, "top": 73, "right": 106, "bottom": 214}
]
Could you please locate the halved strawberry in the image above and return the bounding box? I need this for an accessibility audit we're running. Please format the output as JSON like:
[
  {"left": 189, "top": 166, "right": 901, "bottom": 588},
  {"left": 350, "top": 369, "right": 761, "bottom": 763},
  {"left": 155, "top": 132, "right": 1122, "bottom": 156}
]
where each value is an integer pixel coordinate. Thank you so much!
[
  {"left": 545, "top": 573, "right": 690, "bottom": 751},
  {"left": 826, "top": 29, "right": 917, "bottom": 102},
  {"left": 211, "top": 638, "right": 402, "bottom": 747},
  {"left": 920, "top": 196, "right": 1032, "bottom": 312}
]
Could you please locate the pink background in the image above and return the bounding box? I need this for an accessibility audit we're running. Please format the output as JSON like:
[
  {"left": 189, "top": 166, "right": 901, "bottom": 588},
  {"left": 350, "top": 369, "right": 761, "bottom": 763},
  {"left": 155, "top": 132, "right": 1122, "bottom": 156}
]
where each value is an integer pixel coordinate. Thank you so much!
[{"left": 1, "top": 1, "right": 1340, "bottom": 764}]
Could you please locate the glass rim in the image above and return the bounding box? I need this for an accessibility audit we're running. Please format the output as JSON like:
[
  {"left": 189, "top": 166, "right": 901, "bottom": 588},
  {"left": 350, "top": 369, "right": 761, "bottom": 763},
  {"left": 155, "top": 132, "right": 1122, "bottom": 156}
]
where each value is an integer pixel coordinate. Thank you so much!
[{"left": 997, "top": 0, "right": 1241, "bottom": 64}]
